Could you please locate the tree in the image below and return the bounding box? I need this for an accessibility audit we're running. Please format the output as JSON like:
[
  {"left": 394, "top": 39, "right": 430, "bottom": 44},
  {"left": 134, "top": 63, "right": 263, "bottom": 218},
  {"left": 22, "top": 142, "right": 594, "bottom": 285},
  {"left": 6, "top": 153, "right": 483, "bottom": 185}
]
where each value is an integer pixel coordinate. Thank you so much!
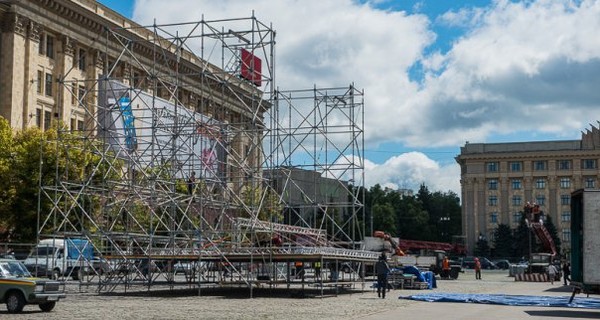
[
  {"left": 492, "top": 224, "right": 513, "bottom": 258},
  {"left": 372, "top": 203, "right": 396, "bottom": 235},
  {"left": 0, "top": 118, "right": 118, "bottom": 243},
  {"left": 473, "top": 234, "right": 490, "bottom": 257},
  {"left": 512, "top": 213, "right": 532, "bottom": 259}
]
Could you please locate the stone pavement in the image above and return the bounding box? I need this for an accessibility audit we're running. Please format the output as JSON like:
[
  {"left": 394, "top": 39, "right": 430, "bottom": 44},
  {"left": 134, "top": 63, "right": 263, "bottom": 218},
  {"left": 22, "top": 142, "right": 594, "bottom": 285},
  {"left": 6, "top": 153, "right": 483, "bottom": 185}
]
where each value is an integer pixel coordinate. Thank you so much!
[{"left": 357, "top": 269, "right": 600, "bottom": 320}]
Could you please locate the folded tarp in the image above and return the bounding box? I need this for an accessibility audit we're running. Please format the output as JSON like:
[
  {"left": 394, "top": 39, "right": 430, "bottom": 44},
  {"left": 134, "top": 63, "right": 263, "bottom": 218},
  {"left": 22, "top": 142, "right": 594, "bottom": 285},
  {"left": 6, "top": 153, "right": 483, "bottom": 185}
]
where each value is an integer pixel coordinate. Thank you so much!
[
  {"left": 401, "top": 293, "right": 600, "bottom": 309},
  {"left": 400, "top": 266, "right": 426, "bottom": 283},
  {"left": 421, "top": 271, "right": 437, "bottom": 289}
]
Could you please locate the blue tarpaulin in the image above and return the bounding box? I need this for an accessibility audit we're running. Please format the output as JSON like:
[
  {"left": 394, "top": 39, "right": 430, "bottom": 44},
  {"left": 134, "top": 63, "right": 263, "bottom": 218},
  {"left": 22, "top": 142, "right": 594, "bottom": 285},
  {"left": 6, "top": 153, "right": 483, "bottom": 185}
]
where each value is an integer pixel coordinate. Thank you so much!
[{"left": 401, "top": 292, "right": 600, "bottom": 309}]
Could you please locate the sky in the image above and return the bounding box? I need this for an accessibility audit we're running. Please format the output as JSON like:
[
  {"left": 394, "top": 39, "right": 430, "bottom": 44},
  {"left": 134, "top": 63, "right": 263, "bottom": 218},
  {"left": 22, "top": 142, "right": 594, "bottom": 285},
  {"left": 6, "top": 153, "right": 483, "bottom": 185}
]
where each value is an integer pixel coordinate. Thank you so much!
[{"left": 97, "top": 0, "right": 600, "bottom": 196}]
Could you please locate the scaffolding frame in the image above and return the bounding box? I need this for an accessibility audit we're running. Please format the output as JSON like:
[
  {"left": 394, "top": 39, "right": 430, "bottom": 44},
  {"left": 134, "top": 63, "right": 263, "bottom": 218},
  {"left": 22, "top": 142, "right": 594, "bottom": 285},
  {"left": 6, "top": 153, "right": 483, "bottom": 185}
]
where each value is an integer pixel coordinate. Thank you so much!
[{"left": 37, "top": 14, "right": 370, "bottom": 296}]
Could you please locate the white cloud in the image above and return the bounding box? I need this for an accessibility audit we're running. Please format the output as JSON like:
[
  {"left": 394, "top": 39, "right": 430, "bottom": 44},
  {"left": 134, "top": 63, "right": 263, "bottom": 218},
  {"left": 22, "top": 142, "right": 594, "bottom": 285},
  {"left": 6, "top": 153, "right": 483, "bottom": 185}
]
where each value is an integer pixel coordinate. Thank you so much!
[
  {"left": 130, "top": 0, "right": 600, "bottom": 195},
  {"left": 365, "top": 152, "right": 460, "bottom": 194}
]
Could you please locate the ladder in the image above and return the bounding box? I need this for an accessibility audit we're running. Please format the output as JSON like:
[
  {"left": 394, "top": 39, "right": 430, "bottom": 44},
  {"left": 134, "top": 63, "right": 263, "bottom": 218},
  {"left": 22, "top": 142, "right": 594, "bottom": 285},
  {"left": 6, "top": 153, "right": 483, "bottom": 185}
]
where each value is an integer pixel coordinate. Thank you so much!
[{"left": 530, "top": 222, "right": 557, "bottom": 256}]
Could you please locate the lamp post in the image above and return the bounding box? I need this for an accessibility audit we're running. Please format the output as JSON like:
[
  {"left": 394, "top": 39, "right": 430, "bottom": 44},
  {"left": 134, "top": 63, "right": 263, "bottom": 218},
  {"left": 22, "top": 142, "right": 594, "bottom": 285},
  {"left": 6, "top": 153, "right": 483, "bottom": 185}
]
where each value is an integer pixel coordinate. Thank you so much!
[{"left": 440, "top": 216, "right": 450, "bottom": 242}]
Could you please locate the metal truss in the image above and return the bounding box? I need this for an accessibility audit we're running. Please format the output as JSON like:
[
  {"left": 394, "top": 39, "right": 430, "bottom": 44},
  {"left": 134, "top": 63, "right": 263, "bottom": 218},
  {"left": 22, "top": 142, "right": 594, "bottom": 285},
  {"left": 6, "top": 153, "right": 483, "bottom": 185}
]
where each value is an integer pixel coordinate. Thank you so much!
[{"left": 39, "top": 13, "right": 368, "bottom": 295}]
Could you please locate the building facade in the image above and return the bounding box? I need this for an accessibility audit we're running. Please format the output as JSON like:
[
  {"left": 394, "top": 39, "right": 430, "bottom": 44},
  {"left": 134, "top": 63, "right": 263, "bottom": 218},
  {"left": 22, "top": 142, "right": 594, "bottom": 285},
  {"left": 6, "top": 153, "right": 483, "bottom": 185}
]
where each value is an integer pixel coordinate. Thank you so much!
[
  {"left": 0, "top": 0, "right": 269, "bottom": 191},
  {"left": 456, "top": 125, "right": 600, "bottom": 255}
]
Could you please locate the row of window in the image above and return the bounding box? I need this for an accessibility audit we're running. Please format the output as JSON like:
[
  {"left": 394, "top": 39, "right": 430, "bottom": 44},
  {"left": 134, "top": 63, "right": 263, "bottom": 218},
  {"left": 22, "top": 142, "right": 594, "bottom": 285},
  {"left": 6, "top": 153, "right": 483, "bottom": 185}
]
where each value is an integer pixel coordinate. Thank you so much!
[
  {"left": 487, "top": 159, "right": 598, "bottom": 172},
  {"left": 485, "top": 228, "right": 571, "bottom": 243},
  {"left": 39, "top": 33, "right": 87, "bottom": 71},
  {"left": 488, "top": 177, "right": 596, "bottom": 190},
  {"left": 490, "top": 211, "right": 571, "bottom": 224},
  {"left": 34, "top": 108, "right": 84, "bottom": 131},
  {"left": 488, "top": 194, "right": 576, "bottom": 207}
]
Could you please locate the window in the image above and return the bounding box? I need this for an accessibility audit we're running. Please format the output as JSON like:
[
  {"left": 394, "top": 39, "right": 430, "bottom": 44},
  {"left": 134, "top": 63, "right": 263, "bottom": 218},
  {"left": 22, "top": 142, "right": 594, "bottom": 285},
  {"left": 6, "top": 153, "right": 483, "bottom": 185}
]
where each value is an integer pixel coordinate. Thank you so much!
[
  {"left": 534, "top": 161, "right": 547, "bottom": 171},
  {"left": 38, "top": 35, "right": 44, "bottom": 55},
  {"left": 558, "top": 160, "right": 571, "bottom": 170},
  {"left": 78, "top": 49, "right": 86, "bottom": 71},
  {"left": 77, "top": 120, "right": 84, "bottom": 131},
  {"left": 71, "top": 84, "right": 77, "bottom": 105},
  {"left": 582, "top": 159, "right": 597, "bottom": 170},
  {"left": 512, "top": 212, "right": 521, "bottom": 223},
  {"left": 45, "top": 35, "right": 54, "bottom": 59},
  {"left": 45, "top": 73, "right": 53, "bottom": 97},
  {"left": 562, "top": 229, "right": 571, "bottom": 242},
  {"left": 488, "top": 195, "right": 497, "bottom": 206},
  {"left": 561, "top": 211, "right": 571, "bottom": 222},
  {"left": 510, "top": 161, "right": 522, "bottom": 172},
  {"left": 535, "top": 195, "right": 545, "bottom": 206},
  {"left": 70, "top": 118, "right": 76, "bottom": 131},
  {"left": 488, "top": 179, "right": 498, "bottom": 190},
  {"left": 36, "top": 108, "right": 42, "bottom": 128},
  {"left": 37, "top": 71, "right": 43, "bottom": 94},
  {"left": 560, "top": 177, "right": 571, "bottom": 188},
  {"left": 78, "top": 85, "right": 86, "bottom": 105},
  {"left": 585, "top": 177, "right": 596, "bottom": 188},
  {"left": 486, "top": 162, "right": 498, "bottom": 172},
  {"left": 512, "top": 179, "right": 522, "bottom": 190},
  {"left": 43, "top": 110, "right": 51, "bottom": 131},
  {"left": 535, "top": 179, "right": 546, "bottom": 189},
  {"left": 560, "top": 195, "right": 570, "bottom": 205},
  {"left": 512, "top": 195, "right": 522, "bottom": 206},
  {"left": 490, "top": 212, "right": 498, "bottom": 224}
]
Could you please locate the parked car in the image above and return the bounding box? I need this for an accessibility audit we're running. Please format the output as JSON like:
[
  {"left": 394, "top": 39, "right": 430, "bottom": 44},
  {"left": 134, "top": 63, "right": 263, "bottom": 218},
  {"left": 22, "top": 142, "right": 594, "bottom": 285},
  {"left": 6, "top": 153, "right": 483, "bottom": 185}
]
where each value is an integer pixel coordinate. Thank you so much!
[
  {"left": 492, "top": 259, "right": 511, "bottom": 270},
  {"left": 461, "top": 257, "right": 497, "bottom": 269},
  {"left": 0, "top": 258, "right": 66, "bottom": 313}
]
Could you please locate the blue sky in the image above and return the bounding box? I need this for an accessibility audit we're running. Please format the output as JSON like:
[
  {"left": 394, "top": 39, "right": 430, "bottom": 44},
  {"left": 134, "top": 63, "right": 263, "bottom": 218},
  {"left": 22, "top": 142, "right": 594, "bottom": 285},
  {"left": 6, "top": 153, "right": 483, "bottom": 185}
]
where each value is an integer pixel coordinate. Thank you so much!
[{"left": 96, "top": 0, "right": 600, "bottom": 195}]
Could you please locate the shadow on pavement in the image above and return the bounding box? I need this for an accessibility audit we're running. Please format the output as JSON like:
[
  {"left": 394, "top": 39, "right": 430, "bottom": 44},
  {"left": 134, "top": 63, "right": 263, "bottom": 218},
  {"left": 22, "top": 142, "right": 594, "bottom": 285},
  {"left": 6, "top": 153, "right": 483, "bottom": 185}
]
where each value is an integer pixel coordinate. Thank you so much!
[
  {"left": 544, "top": 285, "right": 575, "bottom": 293},
  {"left": 525, "top": 310, "right": 600, "bottom": 318}
]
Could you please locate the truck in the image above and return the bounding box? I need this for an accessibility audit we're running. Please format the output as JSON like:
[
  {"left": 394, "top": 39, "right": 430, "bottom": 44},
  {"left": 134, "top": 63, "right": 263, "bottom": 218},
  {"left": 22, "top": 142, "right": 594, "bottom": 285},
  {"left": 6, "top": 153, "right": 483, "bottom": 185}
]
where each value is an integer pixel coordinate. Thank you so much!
[
  {"left": 366, "top": 232, "right": 462, "bottom": 279},
  {"left": 23, "top": 238, "right": 97, "bottom": 280},
  {"left": 569, "top": 189, "right": 600, "bottom": 301}
]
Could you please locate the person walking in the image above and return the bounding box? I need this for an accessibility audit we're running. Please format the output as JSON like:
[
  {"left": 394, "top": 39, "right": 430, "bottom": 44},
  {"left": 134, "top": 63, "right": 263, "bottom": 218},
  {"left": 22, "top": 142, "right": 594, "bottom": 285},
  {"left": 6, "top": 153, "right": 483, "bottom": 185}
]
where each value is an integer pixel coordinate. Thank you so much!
[
  {"left": 375, "top": 253, "right": 390, "bottom": 299},
  {"left": 548, "top": 264, "right": 557, "bottom": 284},
  {"left": 474, "top": 257, "right": 482, "bottom": 280},
  {"left": 563, "top": 262, "right": 571, "bottom": 285},
  {"left": 442, "top": 256, "right": 450, "bottom": 279}
]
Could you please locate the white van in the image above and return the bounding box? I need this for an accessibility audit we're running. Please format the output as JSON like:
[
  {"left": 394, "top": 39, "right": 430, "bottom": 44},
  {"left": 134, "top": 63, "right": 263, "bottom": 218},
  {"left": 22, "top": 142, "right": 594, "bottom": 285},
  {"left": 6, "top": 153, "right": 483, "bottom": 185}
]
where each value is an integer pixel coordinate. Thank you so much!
[{"left": 23, "top": 238, "right": 95, "bottom": 280}]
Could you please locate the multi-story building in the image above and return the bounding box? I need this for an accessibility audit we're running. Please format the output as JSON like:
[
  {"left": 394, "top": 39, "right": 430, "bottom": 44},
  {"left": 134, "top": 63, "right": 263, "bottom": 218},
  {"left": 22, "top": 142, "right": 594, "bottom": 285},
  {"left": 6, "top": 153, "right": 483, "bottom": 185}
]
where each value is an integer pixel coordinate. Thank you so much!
[
  {"left": 456, "top": 125, "right": 600, "bottom": 255},
  {"left": 0, "top": 0, "right": 270, "bottom": 190}
]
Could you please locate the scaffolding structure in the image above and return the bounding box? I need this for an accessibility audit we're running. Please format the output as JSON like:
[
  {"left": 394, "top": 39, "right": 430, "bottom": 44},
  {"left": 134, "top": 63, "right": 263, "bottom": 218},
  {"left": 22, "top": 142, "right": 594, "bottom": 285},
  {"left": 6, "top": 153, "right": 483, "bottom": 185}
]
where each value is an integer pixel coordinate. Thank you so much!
[{"left": 37, "top": 14, "right": 371, "bottom": 295}]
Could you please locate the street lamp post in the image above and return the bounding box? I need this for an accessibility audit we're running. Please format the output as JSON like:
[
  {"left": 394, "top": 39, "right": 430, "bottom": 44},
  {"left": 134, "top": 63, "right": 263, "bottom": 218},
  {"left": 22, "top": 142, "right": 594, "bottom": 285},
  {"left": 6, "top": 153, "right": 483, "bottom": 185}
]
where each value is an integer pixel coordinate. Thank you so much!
[{"left": 440, "top": 216, "right": 450, "bottom": 242}]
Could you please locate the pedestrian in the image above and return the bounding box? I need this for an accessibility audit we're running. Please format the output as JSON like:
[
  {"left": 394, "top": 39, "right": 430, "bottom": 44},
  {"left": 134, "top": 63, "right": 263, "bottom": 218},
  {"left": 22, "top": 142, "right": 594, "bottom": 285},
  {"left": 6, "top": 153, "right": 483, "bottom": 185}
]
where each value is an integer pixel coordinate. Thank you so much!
[
  {"left": 548, "top": 264, "right": 557, "bottom": 284},
  {"left": 563, "top": 262, "right": 571, "bottom": 285},
  {"left": 442, "top": 256, "right": 450, "bottom": 279},
  {"left": 474, "top": 257, "right": 482, "bottom": 280},
  {"left": 295, "top": 261, "right": 305, "bottom": 280},
  {"left": 375, "top": 253, "right": 390, "bottom": 299},
  {"left": 187, "top": 171, "right": 196, "bottom": 196},
  {"left": 314, "top": 261, "right": 321, "bottom": 281}
]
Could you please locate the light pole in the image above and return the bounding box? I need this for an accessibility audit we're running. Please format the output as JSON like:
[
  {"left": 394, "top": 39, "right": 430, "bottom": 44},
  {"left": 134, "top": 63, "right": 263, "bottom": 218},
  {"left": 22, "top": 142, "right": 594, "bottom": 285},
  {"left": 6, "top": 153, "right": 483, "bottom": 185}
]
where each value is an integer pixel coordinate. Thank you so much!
[{"left": 440, "top": 216, "right": 450, "bottom": 242}]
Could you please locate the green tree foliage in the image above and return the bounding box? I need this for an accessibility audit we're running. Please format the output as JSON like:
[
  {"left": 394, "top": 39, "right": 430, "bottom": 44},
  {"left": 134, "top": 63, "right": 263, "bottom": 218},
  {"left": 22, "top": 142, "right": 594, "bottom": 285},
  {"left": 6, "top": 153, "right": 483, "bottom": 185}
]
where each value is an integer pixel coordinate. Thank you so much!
[
  {"left": 372, "top": 203, "right": 395, "bottom": 235},
  {"left": 473, "top": 235, "right": 490, "bottom": 257},
  {"left": 512, "top": 213, "right": 532, "bottom": 258},
  {"left": 366, "top": 183, "right": 462, "bottom": 243},
  {"left": 0, "top": 118, "right": 119, "bottom": 242},
  {"left": 492, "top": 224, "right": 514, "bottom": 258}
]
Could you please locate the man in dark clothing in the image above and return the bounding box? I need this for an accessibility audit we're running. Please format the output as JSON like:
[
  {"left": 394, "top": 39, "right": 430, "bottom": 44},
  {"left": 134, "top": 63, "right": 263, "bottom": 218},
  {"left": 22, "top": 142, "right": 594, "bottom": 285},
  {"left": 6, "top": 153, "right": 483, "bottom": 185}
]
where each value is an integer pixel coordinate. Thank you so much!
[
  {"left": 375, "top": 253, "right": 390, "bottom": 298},
  {"left": 187, "top": 171, "right": 196, "bottom": 195},
  {"left": 563, "top": 262, "right": 571, "bottom": 285}
]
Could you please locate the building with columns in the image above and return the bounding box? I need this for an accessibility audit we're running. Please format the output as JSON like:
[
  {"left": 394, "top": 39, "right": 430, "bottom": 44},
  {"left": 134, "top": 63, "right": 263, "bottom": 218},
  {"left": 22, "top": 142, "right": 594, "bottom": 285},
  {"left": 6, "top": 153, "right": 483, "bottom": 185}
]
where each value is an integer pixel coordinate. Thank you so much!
[
  {"left": 456, "top": 125, "right": 600, "bottom": 255},
  {"left": 0, "top": 0, "right": 271, "bottom": 191}
]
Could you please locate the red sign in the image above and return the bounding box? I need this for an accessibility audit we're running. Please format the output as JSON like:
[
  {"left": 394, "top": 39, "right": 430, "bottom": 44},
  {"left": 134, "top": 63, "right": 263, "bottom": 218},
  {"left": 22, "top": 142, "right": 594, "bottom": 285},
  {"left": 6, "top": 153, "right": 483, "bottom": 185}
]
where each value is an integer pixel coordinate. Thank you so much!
[{"left": 241, "top": 48, "right": 262, "bottom": 86}]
